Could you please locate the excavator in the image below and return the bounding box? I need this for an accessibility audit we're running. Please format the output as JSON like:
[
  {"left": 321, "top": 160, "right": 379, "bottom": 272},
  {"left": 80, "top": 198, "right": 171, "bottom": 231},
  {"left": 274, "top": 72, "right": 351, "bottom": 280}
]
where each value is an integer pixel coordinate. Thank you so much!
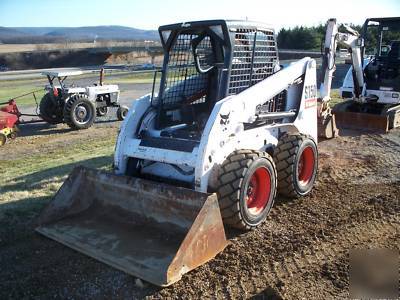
[
  {"left": 34, "top": 18, "right": 397, "bottom": 287},
  {"left": 320, "top": 17, "right": 400, "bottom": 133}
]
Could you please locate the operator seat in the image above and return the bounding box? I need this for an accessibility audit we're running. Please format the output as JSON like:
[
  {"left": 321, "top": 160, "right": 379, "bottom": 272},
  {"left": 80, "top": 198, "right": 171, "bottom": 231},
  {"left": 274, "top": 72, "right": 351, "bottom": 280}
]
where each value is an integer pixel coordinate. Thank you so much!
[{"left": 386, "top": 42, "right": 400, "bottom": 79}]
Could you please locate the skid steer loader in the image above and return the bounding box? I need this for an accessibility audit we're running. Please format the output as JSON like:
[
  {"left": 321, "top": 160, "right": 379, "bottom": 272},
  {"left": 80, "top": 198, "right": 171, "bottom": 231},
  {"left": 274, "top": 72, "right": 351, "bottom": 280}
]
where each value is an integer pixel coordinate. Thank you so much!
[{"left": 37, "top": 20, "right": 319, "bottom": 286}]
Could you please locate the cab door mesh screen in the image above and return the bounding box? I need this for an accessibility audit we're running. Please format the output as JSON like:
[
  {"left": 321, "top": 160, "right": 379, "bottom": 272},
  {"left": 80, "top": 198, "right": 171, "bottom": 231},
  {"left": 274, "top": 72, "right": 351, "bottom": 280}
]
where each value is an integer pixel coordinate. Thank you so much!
[{"left": 161, "top": 34, "right": 211, "bottom": 110}]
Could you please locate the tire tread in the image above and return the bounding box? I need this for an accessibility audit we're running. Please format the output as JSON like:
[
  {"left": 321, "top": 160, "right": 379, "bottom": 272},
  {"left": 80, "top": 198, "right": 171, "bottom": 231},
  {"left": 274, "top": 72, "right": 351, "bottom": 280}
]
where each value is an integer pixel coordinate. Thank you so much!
[{"left": 217, "top": 150, "right": 277, "bottom": 230}]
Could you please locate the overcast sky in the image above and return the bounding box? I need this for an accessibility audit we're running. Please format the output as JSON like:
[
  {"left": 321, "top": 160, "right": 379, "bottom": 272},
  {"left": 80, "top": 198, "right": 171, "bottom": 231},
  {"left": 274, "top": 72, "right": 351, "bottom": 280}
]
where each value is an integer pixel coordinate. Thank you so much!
[{"left": 0, "top": 0, "right": 399, "bottom": 30}]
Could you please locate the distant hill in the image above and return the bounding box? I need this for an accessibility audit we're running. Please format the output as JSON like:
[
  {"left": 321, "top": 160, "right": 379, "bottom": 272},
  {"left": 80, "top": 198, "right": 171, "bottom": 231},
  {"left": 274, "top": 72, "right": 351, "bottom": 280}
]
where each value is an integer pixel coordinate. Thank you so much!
[
  {"left": 0, "top": 26, "right": 159, "bottom": 43},
  {"left": 0, "top": 27, "right": 29, "bottom": 39}
]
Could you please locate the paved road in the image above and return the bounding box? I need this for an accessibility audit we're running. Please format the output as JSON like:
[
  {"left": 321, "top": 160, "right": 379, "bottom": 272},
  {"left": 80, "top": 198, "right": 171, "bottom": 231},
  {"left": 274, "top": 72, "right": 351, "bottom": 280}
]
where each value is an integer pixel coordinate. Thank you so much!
[{"left": 0, "top": 66, "right": 152, "bottom": 81}]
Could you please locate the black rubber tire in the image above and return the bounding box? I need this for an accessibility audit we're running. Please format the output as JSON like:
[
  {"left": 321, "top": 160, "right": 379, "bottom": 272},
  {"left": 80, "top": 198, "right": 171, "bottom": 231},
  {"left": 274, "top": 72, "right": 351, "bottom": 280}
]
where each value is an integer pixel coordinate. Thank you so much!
[
  {"left": 0, "top": 133, "right": 6, "bottom": 146},
  {"left": 217, "top": 150, "right": 277, "bottom": 231},
  {"left": 117, "top": 106, "right": 129, "bottom": 121},
  {"left": 96, "top": 106, "right": 109, "bottom": 117},
  {"left": 273, "top": 134, "right": 318, "bottom": 198},
  {"left": 39, "top": 93, "right": 63, "bottom": 124},
  {"left": 63, "top": 94, "right": 96, "bottom": 130},
  {"left": 9, "top": 131, "right": 17, "bottom": 139}
]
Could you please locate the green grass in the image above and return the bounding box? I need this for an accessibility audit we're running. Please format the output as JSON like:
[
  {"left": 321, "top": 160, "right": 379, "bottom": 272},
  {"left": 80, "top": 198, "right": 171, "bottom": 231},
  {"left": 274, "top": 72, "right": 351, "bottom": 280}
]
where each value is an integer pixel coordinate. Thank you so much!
[
  {"left": 0, "top": 133, "right": 115, "bottom": 210},
  {"left": 0, "top": 83, "right": 46, "bottom": 107},
  {"left": 330, "top": 89, "right": 343, "bottom": 106},
  {"left": 107, "top": 72, "right": 157, "bottom": 84}
]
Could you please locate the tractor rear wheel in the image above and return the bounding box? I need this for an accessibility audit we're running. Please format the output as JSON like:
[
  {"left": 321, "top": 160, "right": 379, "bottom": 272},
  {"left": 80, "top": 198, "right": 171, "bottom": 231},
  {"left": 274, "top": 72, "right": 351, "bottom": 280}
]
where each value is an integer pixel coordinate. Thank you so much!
[
  {"left": 217, "top": 150, "right": 277, "bottom": 230},
  {"left": 96, "top": 106, "right": 109, "bottom": 117},
  {"left": 117, "top": 106, "right": 129, "bottom": 121},
  {"left": 39, "top": 93, "right": 63, "bottom": 124},
  {"left": 273, "top": 134, "right": 318, "bottom": 198},
  {"left": 64, "top": 95, "right": 96, "bottom": 130}
]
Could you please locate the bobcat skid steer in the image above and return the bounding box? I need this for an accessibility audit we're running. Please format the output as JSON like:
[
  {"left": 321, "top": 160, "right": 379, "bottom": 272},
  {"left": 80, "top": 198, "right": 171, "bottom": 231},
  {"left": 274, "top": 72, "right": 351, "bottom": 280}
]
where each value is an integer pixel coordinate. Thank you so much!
[{"left": 37, "top": 20, "right": 319, "bottom": 286}]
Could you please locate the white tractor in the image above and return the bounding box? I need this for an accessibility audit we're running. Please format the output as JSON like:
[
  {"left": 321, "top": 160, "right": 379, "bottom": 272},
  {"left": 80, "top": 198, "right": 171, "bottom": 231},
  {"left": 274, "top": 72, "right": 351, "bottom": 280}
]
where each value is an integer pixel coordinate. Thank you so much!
[
  {"left": 37, "top": 20, "right": 319, "bottom": 286},
  {"left": 39, "top": 69, "right": 129, "bottom": 129}
]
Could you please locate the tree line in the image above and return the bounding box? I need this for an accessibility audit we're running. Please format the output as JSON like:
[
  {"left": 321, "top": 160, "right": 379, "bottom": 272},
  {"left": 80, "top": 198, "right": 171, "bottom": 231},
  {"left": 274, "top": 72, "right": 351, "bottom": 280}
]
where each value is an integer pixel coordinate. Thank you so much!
[
  {"left": 277, "top": 23, "right": 400, "bottom": 53},
  {"left": 277, "top": 24, "right": 365, "bottom": 50}
]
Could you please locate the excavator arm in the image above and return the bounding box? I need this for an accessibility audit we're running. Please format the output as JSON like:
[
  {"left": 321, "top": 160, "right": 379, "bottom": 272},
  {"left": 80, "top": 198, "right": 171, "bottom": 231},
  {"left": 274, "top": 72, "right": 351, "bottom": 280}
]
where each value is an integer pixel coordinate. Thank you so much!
[
  {"left": 320, "top": 19, "right": 365, "bottom": 102},
  {"left": 318, "top": 18, "right": 365, "bottom": 138}
]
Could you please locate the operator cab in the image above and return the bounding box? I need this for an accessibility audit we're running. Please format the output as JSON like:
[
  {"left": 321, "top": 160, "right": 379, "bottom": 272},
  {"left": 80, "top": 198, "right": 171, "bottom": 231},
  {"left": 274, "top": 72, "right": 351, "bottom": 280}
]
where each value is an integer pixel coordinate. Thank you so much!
[
  {"left": 363, "top": 18, "right": 400, "bottom": 93},
  {"left": 144, "top": 20, "right": 283, "bottom": 143}
]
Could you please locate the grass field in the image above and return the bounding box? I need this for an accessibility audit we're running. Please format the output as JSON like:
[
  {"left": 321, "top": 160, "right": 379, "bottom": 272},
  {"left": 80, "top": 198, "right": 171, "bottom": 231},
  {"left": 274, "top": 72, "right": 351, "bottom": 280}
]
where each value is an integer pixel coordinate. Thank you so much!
[
  {"left": 0, "top": 125, "right": 116, "bottom": 218},
  {"left": 107, "top": 71, "right": 156, "bottom": 84},
  {"left": 0, "top": 81, "right": 46, "bottom": 106}
]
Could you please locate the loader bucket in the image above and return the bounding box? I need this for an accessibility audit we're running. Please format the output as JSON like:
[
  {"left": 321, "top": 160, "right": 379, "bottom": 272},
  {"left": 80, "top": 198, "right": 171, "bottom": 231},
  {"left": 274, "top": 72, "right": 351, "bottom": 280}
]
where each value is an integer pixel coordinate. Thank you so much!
[
  {"left": 36, "top": 166, "right": 229, "bottom": 287},
  {"left": 334, "top": 111, "right": 389, "bottom": 133}
]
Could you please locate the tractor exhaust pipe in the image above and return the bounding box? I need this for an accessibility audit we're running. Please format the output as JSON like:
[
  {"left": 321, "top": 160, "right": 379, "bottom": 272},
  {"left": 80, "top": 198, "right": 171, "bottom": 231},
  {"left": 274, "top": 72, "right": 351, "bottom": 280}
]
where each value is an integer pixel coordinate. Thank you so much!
[{"left": 99, "top": 68, "right": 104, "bottom": 86}]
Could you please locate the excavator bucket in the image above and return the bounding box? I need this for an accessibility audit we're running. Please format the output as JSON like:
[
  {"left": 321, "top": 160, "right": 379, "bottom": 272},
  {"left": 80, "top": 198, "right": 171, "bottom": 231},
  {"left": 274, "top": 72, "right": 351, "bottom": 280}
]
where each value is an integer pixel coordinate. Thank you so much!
[
  {"left": 332, "top": 100, "right": 392, "bottom": 133},
  {"left": 36, "top": 166, "right": 229, "bottom": 287},
  {"left": 318, "top": 114, "right": 339, "bottom": 139},
  {"left": 334, "top": 111, "right": 389, "bottom": 133}
]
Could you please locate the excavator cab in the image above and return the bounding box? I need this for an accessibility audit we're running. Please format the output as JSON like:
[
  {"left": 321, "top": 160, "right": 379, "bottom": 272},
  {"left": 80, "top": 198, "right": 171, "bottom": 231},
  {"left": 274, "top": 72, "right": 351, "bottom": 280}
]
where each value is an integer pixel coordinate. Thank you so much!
[{"left": 363, "top": 18, "right": 400, "bottom": 93}]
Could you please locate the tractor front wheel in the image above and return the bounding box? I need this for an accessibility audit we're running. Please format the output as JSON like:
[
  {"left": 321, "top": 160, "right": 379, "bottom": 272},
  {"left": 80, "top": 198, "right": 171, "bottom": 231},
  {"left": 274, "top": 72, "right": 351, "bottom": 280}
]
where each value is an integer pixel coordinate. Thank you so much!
[
  {"left": 273, "top": 134, "right": 318, "bottom": 198},
  {"left": 64, "top": 95, "right": 96, "bottom": 130},
  {"left": 117, "top": 106, "right": 129, "bottom": 121},
  {"left": 96, "top": 106, "right": 109, "bottom": 117},
  {"left": 217, "top": 150, "right": 277, "bottom": 230}
]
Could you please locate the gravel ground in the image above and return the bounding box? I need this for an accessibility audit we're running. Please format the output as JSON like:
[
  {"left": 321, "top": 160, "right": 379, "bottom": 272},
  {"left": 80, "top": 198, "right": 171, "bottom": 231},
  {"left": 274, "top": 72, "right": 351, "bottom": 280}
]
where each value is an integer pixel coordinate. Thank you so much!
[{"left": 0, "top": 122, "right": 399, "bottom": 299}]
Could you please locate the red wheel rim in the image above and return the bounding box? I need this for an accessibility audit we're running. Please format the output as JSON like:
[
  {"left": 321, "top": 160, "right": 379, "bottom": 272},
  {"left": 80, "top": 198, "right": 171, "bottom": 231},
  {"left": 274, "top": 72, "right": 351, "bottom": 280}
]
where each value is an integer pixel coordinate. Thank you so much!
[
  {"left": 298, "top": 146, "right": 315, "bottom": 186},
  {"left": 245, "top": 167, "right": 271, "bottom": 215}
]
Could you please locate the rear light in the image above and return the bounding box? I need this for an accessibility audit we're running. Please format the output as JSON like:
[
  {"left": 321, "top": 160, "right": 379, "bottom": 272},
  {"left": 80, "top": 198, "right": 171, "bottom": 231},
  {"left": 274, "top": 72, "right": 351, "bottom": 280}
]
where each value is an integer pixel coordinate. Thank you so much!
[{"left": 53, "top": 88, "right": 59, "bottom": 97}]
